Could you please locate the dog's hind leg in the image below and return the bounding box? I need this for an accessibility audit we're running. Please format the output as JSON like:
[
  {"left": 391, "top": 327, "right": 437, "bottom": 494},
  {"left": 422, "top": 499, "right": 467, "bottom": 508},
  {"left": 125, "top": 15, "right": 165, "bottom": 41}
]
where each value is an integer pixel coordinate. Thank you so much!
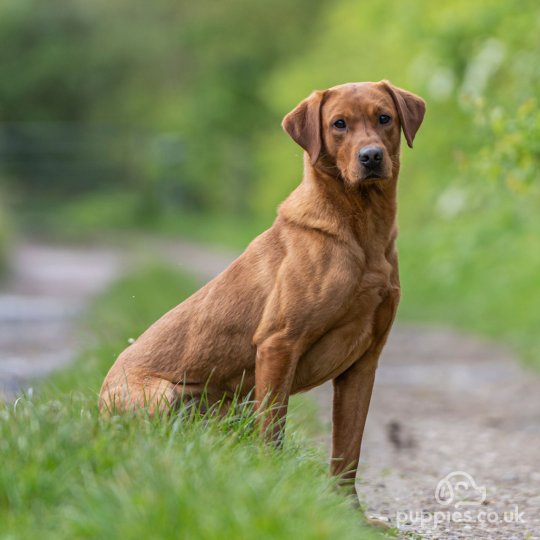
[{"left": 99, "top": 375, "right": 179, "bottom": 415}]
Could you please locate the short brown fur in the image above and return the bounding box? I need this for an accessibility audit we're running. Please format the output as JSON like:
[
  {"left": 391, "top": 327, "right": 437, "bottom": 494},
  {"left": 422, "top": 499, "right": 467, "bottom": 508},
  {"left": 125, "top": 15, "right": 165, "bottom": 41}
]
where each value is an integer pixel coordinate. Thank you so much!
[{"left": 100, "top": 80, "right": 426, "bottom": 497}]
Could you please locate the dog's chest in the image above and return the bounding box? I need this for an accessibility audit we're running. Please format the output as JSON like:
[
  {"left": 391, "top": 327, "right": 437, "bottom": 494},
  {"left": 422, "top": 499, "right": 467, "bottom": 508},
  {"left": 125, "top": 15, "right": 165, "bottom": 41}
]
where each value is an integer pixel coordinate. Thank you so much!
[{"left": 292, "top": 260, "right": 397, "bottom": 393}]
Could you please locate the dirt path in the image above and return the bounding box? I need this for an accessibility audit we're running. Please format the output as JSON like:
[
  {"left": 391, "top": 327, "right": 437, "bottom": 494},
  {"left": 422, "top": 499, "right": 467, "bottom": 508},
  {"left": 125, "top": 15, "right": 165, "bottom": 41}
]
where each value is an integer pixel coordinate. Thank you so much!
[
  {"left": 1, "top": 240, "right": 538, "bottom": 538},
  {"left": 312, "top": 328, "right": 540, "bottom": 539},
  {"left": 0, "top": 242, "right": 123, "bottom": 397}
]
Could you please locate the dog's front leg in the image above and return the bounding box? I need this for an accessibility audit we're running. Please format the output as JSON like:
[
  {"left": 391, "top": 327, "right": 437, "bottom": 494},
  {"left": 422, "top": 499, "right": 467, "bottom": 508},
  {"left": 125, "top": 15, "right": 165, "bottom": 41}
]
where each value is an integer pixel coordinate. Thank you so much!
[
  {"left": 331, "top": 288, "right": 399, "bottom": 497},
  {"left": 331, "top": 355, "right": 377, "bottom": 496},
  {"left": 254, "top": 334, "right": 299, "bottom": 446}
]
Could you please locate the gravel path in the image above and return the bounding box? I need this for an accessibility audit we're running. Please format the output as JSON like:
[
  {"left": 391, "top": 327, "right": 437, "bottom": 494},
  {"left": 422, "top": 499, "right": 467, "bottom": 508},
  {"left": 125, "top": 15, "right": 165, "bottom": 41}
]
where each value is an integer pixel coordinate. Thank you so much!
[
  {"left": 0, "top": 242, "right": 123, "bottom": 397},
  {"left": 312, "top": 327, "right": 540, "bottom": 539},
  {"left": 1, "top": 240, "right": 538, "bottom": 539}
]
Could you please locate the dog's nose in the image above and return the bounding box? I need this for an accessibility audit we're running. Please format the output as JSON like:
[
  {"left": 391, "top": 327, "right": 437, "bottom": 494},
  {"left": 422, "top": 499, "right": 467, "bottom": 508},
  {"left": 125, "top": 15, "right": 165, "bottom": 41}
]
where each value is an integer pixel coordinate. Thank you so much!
[{"left": 358, "top": 146, "right": 383, "bottom": 168}]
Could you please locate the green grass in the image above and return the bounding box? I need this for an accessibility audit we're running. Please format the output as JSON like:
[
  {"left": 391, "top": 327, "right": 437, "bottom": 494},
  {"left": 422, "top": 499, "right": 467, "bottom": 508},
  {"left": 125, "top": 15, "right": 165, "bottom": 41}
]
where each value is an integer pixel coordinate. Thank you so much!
[{"left": 0, "top": 266, "right": 384, "bottom": 540}]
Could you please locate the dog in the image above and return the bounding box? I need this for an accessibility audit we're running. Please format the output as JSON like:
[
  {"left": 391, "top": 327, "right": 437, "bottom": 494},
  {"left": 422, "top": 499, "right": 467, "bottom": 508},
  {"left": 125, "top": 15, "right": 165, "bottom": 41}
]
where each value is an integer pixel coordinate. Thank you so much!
[{"left": 100, "top": 80, "right": 425, "bottom": 498}]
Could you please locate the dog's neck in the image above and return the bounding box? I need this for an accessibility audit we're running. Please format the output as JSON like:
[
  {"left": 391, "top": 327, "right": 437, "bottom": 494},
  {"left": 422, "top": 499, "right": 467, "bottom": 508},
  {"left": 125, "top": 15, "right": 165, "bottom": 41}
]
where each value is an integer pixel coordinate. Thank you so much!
[{"left": 279, "top": 154, "right": 399, "bottom": 250}]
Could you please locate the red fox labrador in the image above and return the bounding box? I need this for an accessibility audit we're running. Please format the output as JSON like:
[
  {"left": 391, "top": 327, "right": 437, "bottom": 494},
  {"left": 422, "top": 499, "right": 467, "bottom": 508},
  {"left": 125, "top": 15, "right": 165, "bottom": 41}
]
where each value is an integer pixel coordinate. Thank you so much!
[{"left": 100, "top": 80, "right": 425, "bottom": 498}]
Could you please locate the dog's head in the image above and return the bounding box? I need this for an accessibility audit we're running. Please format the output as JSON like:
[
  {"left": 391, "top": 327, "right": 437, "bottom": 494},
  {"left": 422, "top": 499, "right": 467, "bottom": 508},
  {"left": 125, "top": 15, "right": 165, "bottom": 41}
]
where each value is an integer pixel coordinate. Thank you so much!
[{"left": 282, "top": 81, "right": 425, "bottom": 188}]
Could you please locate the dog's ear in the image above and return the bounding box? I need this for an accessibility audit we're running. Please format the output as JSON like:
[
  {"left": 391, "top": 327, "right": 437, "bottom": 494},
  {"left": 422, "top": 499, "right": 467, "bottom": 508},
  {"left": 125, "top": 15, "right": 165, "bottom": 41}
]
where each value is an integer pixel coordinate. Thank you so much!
[
  {"left": 282, "top": 91, "right": 325, "bottom": 164},
  {"left": 382, "top": 81, "right": 426, "bottom": 148}
]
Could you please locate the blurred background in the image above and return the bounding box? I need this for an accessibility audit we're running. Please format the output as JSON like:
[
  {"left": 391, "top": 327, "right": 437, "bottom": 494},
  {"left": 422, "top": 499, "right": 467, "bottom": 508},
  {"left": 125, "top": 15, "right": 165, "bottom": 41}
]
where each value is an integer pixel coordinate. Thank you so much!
[{"left": 1, "top": 0, "right": 539, "bottom": 367}]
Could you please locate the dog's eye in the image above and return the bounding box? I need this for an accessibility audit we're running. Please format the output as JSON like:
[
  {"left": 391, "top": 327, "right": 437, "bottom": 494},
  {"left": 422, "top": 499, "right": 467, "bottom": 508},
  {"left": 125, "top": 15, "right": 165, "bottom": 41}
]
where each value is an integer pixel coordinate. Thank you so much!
[
  {"left": 379, "top": 114, "right": 391, "bottom": 125},
  {"left": 333, "top": 119, "right": 346, "bottom": 129}
]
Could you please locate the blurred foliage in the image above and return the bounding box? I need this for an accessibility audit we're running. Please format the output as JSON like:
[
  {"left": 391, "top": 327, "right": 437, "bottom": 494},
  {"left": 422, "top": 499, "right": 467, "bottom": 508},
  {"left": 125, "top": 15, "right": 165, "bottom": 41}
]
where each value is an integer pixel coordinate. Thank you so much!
[
  {"left": 0, "top": 0, "right": 324, "bottom": 220},
  {"left": 1, "top": 0, "right": 540, "bottom": 362}
]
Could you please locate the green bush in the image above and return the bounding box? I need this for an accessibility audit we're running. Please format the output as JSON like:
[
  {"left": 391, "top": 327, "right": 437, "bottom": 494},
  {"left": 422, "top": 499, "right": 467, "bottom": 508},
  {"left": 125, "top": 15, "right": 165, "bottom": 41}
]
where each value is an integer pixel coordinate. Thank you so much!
[{"left": 0, "top": 0, "right": 326, "bottom": 217}]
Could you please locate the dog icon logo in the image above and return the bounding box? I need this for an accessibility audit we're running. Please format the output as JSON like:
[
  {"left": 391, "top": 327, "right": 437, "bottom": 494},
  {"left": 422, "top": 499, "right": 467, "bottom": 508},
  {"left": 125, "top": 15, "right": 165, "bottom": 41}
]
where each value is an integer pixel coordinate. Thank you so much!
[{"left": 435, "top": 471, "right": 487, "bottom": 508}]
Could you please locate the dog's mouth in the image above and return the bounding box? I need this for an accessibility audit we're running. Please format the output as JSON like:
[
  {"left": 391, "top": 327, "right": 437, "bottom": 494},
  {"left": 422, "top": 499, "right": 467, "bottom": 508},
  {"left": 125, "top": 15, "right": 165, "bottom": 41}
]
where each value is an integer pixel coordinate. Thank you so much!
[
  {"left": 343, "top": 162, "right": 391, "bottom": 187},
  {"left": 360, "top": 173, "right": 385, "bottom": 182}
]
